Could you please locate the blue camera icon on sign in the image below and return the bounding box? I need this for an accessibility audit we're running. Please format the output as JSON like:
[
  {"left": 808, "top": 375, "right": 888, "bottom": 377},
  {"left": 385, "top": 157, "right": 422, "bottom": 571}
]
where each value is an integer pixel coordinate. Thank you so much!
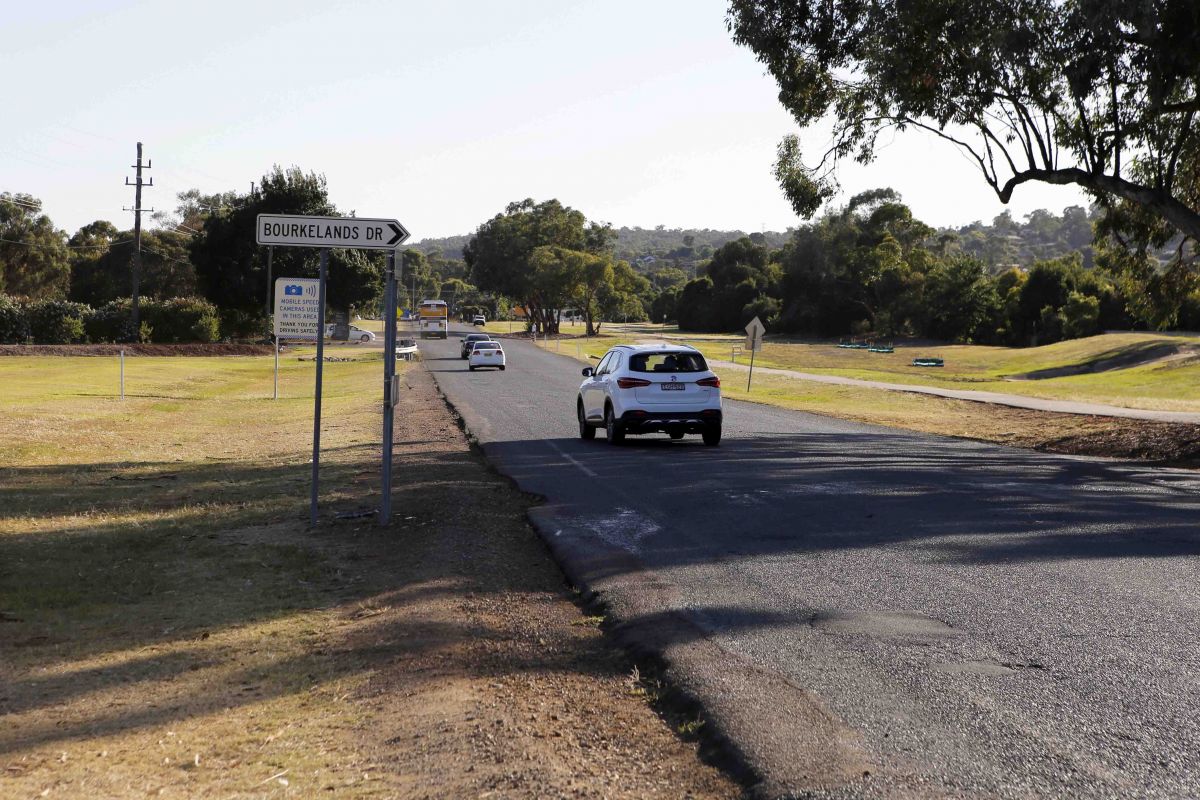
[{"left": 284, "top": 284, "right": 303, "bottom": 296}]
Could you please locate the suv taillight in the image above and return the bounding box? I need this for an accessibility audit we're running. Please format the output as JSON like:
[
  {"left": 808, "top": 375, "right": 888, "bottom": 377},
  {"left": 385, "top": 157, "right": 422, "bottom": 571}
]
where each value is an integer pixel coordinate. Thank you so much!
[
  {"left": 616, "top": 377, "right": 651, "bottom": 389},
  {"left": 697, "top": 377, "right": 720, "bottom": 388}
]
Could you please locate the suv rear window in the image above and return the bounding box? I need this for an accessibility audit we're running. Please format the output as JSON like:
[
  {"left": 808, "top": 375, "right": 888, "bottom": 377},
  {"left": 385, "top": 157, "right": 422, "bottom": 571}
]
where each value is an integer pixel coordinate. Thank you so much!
[{"left": 629, "top": 352, "right": 707, "bottom": 373}]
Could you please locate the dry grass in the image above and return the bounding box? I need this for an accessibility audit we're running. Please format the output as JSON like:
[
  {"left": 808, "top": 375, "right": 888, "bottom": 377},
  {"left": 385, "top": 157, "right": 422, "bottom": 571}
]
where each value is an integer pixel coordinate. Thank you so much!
[
  {"left": 535, "top": 334, "right": 1199, "bottom": 463},
  {"left": 541, "top": 329, "right": 1200, "bottom": 411},
  {"left": 0, "top": 352, "right": 741, "bottom": 799},
  {"left": 0, "top": 352, "right": 404, "bottom": 795}
]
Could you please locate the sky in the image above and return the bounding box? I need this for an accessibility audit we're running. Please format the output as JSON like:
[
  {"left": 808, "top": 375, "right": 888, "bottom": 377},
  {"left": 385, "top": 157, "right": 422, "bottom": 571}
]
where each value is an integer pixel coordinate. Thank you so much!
[{"left": 2, "top": 0, "right": 1089, "bottom": 243}]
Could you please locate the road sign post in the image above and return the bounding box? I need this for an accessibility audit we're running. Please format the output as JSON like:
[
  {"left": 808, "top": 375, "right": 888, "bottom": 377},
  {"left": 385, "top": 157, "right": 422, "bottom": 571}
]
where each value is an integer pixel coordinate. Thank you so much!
[
  {"left": 259, "top": 214, "right": 410, "bottom": 527},
  {"left": 744, "top": 316, "right": 766, "bottom": 392},
  {"left": 380, "top": 250, "right": 398, "bottom": 526},
  {"left": 311, "top": 249, "right": 329, "bottom": 527}
]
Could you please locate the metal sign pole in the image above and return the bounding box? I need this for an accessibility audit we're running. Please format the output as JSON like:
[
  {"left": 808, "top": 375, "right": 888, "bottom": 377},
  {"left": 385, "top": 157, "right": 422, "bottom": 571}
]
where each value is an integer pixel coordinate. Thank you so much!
[
  {"left": 273, "top": 335, "right": 279, "bottom": 400},
  {"left": 747, "top": 343, "right": 756, "bottom": 393},
  {"left": 380, "top": 249, "right": 398, "bottom": 526},
  {"left": 266, "top": 245, "right": 273, "bottom": 316},
  {"left": 311, "top": 248, "right": 329, "bottom": 527}
]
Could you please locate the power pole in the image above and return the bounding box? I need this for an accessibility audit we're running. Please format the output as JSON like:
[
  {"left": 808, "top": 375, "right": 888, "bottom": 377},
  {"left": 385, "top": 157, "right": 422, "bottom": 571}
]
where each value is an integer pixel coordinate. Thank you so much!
[{"left": 124, "top": 142, "right": 153, "bottom": 338}]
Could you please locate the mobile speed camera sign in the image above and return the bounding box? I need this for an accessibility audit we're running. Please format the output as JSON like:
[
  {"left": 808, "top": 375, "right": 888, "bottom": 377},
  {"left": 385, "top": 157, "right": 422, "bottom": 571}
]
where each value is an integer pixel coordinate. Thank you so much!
[{"left": 274, "top": 278, "right": 320, "bottom": 339}]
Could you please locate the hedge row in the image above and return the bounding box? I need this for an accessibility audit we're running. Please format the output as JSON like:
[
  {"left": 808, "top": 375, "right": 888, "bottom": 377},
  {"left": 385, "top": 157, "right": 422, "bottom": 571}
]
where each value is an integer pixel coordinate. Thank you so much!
[{"left": 0, "top": 295, "right": 220, "bottom": 344}]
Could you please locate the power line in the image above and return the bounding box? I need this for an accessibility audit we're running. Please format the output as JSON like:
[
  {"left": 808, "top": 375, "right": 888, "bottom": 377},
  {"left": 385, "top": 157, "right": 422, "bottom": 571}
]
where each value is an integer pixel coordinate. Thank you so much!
[
  {"left": 1, "top": 197, "right": 43, "bottom": 209},
  {"left": 0, "top": 236, "right": 134, "bottom": 250},
  {"left": 141, "top": 245, "right": 193, "bottom": 267}
]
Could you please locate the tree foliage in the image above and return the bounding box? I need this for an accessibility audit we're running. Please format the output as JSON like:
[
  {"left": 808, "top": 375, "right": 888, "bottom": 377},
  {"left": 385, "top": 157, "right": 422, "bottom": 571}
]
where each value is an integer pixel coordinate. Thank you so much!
[
  {"left": 70, "top": 225, "right": 196, "bottom": 306},
  {"left": 728, "top": 0, "right": 1200, "bottom": 239},
  {"left": 677, "top": 237, "right": 781, "bottom": 332},
  {"left": 0, "top": 194, "right": 70, "bottom": 299},
  {"left": 464, "top": 199, "right": 616, "bottom": 333},
  {"left": 189, "top": 167, "right": 382, "bottom": 335}
]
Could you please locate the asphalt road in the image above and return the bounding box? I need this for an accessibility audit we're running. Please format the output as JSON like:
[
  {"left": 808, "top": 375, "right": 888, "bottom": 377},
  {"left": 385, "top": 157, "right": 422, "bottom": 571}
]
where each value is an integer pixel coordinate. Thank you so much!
[{"left": 422, "top": 327, "right": 1200, "bottom": 799}]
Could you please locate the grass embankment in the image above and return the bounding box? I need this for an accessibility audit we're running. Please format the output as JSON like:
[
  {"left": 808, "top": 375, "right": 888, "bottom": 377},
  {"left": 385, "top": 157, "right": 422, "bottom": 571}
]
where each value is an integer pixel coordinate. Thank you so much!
[
  {"left": 553, "top": 326, "right": 1200, "bottom": 412},
  {"left": 535, "top": 326, "right": 1200, "bottom": 464}
]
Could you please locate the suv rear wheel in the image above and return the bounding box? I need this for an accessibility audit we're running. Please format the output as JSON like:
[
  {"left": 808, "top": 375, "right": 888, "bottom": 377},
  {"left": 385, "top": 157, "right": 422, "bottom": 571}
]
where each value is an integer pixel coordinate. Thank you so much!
[
  {"left": 604, "top": 406, "right": 625, "bottom": 445},
  {"left": 702, "top": 425, "right": 721, "bottom": 447}
]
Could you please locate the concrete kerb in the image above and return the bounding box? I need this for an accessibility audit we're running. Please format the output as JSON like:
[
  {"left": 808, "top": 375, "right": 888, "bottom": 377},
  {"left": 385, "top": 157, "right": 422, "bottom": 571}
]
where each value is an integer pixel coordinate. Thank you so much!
[{"left": 523, "top": 504, "right": 876, "bottom": 800}]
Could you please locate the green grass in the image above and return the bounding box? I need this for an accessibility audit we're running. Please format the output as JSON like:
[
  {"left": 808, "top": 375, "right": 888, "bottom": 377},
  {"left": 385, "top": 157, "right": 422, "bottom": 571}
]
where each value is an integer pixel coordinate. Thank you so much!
[
  {"left": 539, "top": 328, "right": 1200, "bottom": 412},
  {"left": 0, "top": 351, "right": 421, "bottom": 795}
]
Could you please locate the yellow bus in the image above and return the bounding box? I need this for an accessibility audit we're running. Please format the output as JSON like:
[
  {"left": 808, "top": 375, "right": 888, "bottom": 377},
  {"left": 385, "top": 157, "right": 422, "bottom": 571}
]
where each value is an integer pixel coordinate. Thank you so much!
[{"left": 418, "top": 299, "right": 448, "bottom": 339}]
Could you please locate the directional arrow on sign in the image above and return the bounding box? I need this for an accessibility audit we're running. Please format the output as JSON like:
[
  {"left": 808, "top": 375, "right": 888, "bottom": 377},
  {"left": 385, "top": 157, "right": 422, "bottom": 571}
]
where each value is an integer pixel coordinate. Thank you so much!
[{"left": 387, "top": 222, "right": 409, "bottom": 247}]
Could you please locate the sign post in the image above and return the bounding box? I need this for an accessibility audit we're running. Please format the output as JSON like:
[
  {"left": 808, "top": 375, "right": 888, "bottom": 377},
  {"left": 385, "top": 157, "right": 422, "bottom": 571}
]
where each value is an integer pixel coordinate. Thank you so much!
[
  {"left": 311, "top": 250, "right": 329, "bottom": 527},
  {"left": 744, "top": 316, "right": 766, "bottom": 392},
  {"left": 380, "top": 249, "right": 398, "bottom": 526},
  {"left": 259, "top": 214, "right": 410, "bottom": 528}
]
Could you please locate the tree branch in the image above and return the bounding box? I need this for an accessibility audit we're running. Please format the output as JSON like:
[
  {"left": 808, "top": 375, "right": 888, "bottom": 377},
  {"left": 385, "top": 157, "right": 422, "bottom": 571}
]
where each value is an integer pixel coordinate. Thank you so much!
[
  {"left": 1165, "top": 110, "right": 1195, "bottom": 190},
  {"left": 998, "top": 168, "right": 1200, "bottom": 239}
]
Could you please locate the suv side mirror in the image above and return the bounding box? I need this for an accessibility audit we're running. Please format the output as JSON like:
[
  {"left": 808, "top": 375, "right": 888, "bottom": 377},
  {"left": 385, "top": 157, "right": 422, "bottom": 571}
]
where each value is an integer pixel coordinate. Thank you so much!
[{"left": 581, "top": 367, "right": 594, "bottom": 377}]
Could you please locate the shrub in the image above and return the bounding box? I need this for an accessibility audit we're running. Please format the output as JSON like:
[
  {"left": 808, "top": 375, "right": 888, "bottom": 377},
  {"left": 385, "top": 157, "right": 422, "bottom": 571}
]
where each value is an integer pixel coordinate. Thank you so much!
[
  {"left": 140, "top": 296, "right": 220, "bottom": 343},
  {"left": 26, "top": 299, "right": 89, "bottom": 344},
  {"left": 0, "top": 294, "right": 29, "bottom": 343},
  {"left": 85, "top": 299, "right": 133, "bottom": 343},
  {"left": 85, "top": 297, "right": 220, "bottom": 343},
  {"left": 1063, "top": 291, "right": 1101, "bottom": 339}
]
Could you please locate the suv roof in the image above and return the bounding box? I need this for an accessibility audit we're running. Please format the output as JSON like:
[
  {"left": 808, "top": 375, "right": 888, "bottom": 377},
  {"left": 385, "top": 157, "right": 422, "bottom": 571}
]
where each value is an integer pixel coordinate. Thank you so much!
[{"left": 610, "top": 343, "right": 699, "bottom": 353}]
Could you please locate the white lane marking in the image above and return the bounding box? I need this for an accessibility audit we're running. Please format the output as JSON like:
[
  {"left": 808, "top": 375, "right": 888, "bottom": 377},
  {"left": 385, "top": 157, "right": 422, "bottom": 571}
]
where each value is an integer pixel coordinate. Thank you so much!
[{"left": 547, "top": 440, "right": 598, "bottom": 478}]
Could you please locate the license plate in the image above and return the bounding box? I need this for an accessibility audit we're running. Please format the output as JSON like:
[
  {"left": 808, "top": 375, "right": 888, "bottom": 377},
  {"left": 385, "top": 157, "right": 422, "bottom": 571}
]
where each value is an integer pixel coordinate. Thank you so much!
[{"left": 660, "top": 382, "right": 684, "bottom": 391}]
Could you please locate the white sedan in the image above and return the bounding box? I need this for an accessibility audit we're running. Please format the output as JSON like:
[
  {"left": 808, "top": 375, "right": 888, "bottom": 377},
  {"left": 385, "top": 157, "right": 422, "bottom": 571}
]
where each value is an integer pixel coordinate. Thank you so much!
[
  {"left": 323, "top": 324, "right": 376, "bottom": 343},
  {"left": 468, "top": 341, "right": 506, "bottom": 371}
]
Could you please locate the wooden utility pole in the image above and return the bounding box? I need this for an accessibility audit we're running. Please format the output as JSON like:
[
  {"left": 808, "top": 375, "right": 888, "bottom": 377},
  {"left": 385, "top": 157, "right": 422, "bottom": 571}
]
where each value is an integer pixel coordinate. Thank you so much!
[{"left": 124, "top": 142, "right": 153, "bottom": 337}]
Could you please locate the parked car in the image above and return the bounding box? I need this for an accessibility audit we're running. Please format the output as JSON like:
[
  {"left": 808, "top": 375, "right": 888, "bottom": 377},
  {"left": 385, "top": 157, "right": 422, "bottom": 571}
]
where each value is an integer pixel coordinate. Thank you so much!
[
  {"left": 323, "top": 324, "right": 376, "bottom": 343},
  {"left": 461, "top": 333, "right": 492, "bottom": 359},
  {"left": 468, "top": 341, "right": 506, "bottom": 371},
  {"left": 472, "top": 315, "right": 487, "bottom": 326},
  {"left": 577, "top": 344, "right": 722, "bottom": 446}
]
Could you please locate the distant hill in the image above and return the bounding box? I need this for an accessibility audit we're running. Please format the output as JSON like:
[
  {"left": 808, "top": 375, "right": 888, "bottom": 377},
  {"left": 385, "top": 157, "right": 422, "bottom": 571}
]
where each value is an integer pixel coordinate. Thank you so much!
[
  {"left": 411, "top": 206, "right": 1150, "bottom": 275},
  {"left": 410, "top": 226, "right": 793, "bottom": 271},
  {"left": 409, "top": 234, "right": 471, "bottom": 262},
  {"left": 940, "top": 206, "right": 1099, "bottom": 271}
]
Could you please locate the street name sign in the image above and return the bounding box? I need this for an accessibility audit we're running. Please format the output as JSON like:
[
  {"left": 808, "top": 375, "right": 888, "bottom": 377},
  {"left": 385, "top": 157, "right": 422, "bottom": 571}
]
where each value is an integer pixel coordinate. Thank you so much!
[
  {"left": 257, "top": 214, "right": 410, "bottom": 250},
  {"left": 274, "top": 277, "right": 321, "bottom": 339},
  {"left": 745, "top": 316, "right": 766, "bottom": 351}
]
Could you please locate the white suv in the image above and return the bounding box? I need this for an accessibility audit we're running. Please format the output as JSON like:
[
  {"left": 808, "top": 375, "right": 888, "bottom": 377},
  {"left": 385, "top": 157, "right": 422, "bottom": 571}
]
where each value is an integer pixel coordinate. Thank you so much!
[{"left": 577, "top": 344, "right": 722, "bottom": 446}]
